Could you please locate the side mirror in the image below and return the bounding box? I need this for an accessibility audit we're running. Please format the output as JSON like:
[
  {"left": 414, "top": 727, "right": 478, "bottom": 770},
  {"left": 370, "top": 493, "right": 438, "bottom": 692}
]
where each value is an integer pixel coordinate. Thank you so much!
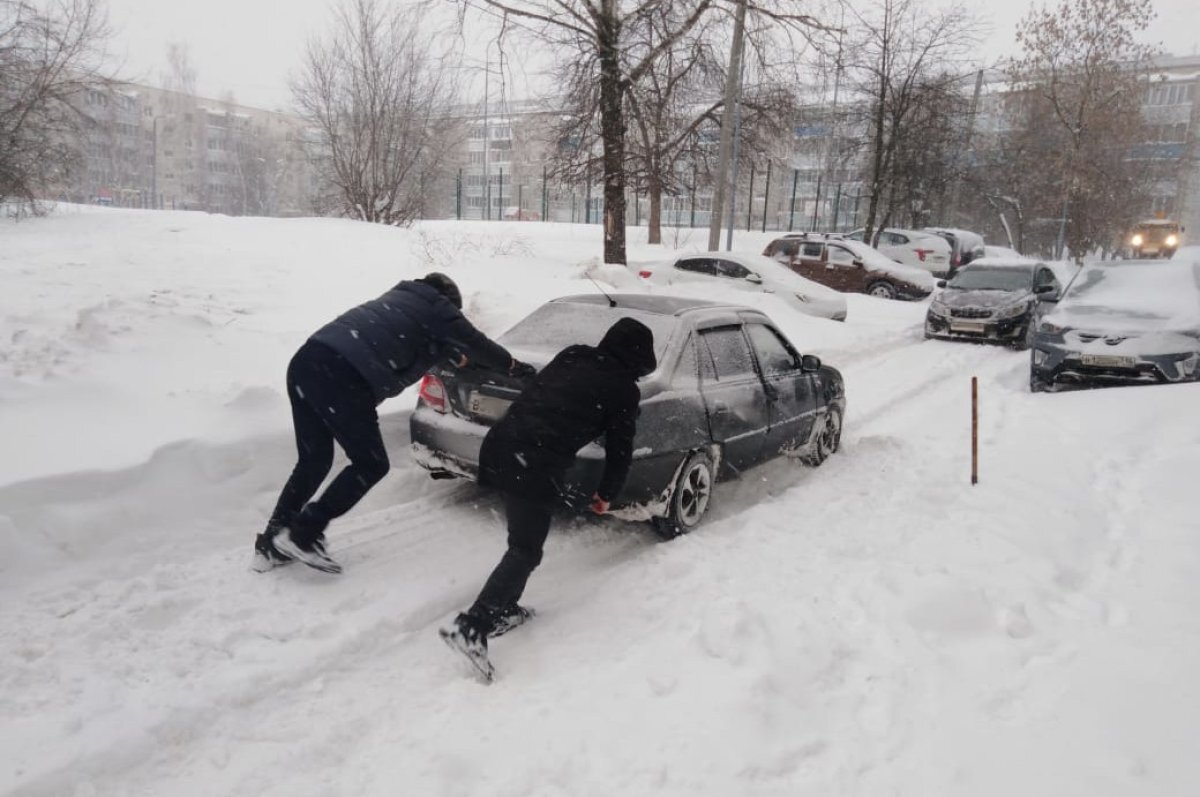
[
  {"left": 745, "top": 273, "right": 763, "bottom": 284},
  {"left": 800, "top": 354, "right": 822, "bottom": 373},
  {"left": 936, "top": 279, "right": 947, "bottom": 288},
  {"left": 1038, "top": 289, "right": 1060, "bottom": 303},
  {"left": 853, "top": 258, "right": 864, "bottom": 268}
]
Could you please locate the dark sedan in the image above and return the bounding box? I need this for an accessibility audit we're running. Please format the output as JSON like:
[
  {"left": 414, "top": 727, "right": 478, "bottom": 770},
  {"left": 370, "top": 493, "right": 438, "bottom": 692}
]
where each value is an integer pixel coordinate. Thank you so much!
[
  {"left": 925, "top": 260, "right": 1062, "bottom": 349},
  {"left": 1030, "top": 256, "right": 1200, "bottom": 391},
  {"left": 411, "top": 294, "right": 846, "bottom": 535}
]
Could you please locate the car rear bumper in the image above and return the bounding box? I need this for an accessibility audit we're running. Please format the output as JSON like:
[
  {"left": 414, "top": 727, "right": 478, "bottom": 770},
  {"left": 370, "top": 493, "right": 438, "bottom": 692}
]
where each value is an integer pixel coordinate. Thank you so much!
[{"left": 410, "top": 405, "right": 686, "bottom": 513}]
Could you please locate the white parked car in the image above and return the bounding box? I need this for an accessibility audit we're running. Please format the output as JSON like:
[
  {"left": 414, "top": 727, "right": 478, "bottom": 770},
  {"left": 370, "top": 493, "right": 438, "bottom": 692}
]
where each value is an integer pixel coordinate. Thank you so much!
[
  {"left": 845, "top": 227, "right": 953, "bottom": 276},
  {"left": 637, "top": 251, "right": 848, "bottom": 322}
]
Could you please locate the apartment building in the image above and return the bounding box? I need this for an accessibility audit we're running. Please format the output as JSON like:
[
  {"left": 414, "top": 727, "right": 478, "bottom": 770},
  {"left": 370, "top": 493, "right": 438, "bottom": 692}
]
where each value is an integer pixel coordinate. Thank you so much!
[{"left": 67, "top": 83, "right": 318, "bottom": 217}]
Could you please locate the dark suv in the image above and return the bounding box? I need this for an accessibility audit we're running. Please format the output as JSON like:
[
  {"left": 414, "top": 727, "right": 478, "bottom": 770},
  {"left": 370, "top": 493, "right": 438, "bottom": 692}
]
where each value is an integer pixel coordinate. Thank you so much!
[{"left": 763, "top": 234, "right": 934, "bottom": 300}]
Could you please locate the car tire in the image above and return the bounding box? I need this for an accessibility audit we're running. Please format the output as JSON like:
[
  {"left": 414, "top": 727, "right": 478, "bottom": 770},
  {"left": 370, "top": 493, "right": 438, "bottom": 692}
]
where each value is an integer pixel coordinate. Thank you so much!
[
  {"left": 801, "top": 408, "right": 842, "bottom": 467},
  {"left": 866, "top": 281, "right": 897, "bottom": 300},
  {"left": 653, "top": 450, "right": 714, "bottom": 539},
  {"left": 1030, "top": 374, "right": 1051, "bottom": 393}
]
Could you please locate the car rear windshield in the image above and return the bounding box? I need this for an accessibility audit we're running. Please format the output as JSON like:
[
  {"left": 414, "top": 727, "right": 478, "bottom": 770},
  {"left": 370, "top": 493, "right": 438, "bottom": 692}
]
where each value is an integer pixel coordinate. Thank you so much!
[
  {"left": 499, "top": 302, "right": 679, "bottom": 361},
  {"left": 948, "top": 266, "right": 1033, "bottom": 291}
]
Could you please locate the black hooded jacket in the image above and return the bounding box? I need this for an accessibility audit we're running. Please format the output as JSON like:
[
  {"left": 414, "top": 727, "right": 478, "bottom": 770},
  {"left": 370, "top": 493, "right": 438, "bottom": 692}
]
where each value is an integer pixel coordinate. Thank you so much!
[
  {"left": 309, "top": 280, "right": 512, "bottom": 403},
  {"left": 478, "top": 317, "right": 657, "bottom": 504}
]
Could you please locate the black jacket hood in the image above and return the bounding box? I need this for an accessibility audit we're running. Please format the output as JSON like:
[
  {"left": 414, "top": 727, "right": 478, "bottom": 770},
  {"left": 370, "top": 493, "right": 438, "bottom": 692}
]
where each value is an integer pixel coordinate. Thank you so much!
[{"left": 598, "top": 317, "right": 656, "bottom": 377}]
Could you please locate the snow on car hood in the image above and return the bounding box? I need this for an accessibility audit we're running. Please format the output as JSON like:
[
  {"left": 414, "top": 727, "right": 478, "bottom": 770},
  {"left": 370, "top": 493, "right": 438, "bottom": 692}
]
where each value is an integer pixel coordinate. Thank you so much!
[
  {"left": 851, "top": 245, "right": 936, "bottom": 288},
  {"left": 938, "top": 288, "right": 1033, "bottom": 310},
  {"left": 1044, "top": 258, "right": 1200, "bottom": 334}
]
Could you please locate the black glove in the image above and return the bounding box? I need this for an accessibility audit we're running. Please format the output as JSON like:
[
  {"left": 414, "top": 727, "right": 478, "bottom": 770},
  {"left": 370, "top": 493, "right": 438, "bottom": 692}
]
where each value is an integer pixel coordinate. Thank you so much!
[{"left": 509, "top": 360, "right": 537, "bottom": 379}]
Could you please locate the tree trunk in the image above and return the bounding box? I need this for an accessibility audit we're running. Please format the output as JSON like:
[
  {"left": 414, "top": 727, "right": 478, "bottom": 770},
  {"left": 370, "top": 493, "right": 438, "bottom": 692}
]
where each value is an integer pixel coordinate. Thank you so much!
[
  {"left": 598, "top": 4, "right": 627, "bottom": 264},
  {"left": 647, "top": 173, "right": 663, "bottom": 244},
  {"left": 862, "top": 95, "right": 887, "bottom": 243}
]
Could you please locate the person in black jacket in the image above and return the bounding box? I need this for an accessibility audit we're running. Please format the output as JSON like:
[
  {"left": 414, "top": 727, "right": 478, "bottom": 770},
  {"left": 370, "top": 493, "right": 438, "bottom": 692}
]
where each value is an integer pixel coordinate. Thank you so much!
[
  {"left": 440, "top": 317, "right": 657, "bottom": 675},
  {"left": 257, "top": 272, "right": 533, "bottom": 574}
]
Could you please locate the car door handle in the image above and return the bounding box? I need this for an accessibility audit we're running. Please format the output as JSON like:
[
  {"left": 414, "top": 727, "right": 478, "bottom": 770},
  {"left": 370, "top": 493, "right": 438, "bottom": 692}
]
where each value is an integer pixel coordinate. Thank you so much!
[{"left": 712, "top": 401, "right": 730, "bottom": 415}]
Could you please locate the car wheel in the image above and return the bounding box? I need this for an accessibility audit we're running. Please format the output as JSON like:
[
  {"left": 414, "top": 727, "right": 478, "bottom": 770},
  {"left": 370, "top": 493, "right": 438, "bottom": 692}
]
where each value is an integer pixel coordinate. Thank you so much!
[
  {"left": 866, "top": 281, "right": 897, "bottom": 300},
  {"left": 1030, "top": 374, "right": 1051, "bottom": 393},
  {"left": 653, "top": 450, "right": 714, "bottom": 539},
  {"left": 801, "top": 408, "right": 843, "bottom": 467}
]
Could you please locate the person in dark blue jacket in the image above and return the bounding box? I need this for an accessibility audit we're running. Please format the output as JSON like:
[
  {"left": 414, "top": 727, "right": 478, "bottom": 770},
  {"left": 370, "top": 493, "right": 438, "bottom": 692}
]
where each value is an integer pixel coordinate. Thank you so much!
[{"left": 256, "top": 273, "right": 532, "bottom": 574}]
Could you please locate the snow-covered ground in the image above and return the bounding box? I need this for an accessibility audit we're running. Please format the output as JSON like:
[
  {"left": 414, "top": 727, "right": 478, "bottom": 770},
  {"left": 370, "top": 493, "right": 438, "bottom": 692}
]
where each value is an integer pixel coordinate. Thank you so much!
[{"left": 2, "top": 206, "right": 1197, "bottom": 796}]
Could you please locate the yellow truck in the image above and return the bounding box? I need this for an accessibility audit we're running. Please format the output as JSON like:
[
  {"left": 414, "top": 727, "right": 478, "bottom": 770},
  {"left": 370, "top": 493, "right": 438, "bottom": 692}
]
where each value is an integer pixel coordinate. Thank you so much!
[{"left": 1127, "top": 218, "right": 1183, "bottom": 259}]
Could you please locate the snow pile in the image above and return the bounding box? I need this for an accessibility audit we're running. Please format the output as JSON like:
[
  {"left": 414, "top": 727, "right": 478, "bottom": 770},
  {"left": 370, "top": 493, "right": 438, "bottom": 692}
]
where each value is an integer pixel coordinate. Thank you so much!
[{"left": 1, "top": 206, "right": 1198, "bottom": 796}]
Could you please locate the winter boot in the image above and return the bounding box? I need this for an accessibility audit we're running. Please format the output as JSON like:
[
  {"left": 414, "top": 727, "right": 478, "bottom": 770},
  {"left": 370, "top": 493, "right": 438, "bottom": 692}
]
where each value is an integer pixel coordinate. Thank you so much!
[
  {"left": 251, "top": 527, "right": 293, "bottom": 573},
  {"left": 273, "top": 527, "right": 342, "bottom": 574},
  {"left": 439, "top": 612, "right": 494, "bottom": 682},
  {"left": 488, "top": 603, "right": 536, "bottom": 638}
]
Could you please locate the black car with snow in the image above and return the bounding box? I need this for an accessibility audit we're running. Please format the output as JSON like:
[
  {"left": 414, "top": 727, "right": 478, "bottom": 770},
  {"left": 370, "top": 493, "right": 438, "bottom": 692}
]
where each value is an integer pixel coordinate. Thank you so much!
[
  {"left": 410, "top": 294, "right": 846, "bottom": 535},
  {"left": 924, "top": 259, "right": 1062, "bottom": 349},
  {"left": 1030, "top": 256, "right": 1200, "bottom": 391}
]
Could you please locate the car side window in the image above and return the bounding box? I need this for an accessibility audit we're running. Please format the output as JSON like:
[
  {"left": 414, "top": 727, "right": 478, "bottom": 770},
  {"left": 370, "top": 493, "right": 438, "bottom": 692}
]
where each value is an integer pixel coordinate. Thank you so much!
[
  {"left": 1035, "top": 268, "right": 1057, "bottom": 287},
  {"left": 671, "top": 335, "right": 701, "bottom": 386},
  {"left": 845, "top": 230, "right": 864, "bottom": 241},
  {"left": 801, "top": 242, "right": 824, "bottom": 258},
  {"left": 699, "top": 326, "right": 756, "bottom": 381},
  {"left": 773, "top": 240, "right": 799, "bottom": 257},
  {"left": 884, "top": 232, "right": 908, "bottom": 245},
  {"left": 713, "top": 259, "right": 750, "bottom": 279},
  {"left": 827, "top": 245, "right": 856, "bottom": 266},
  {"left": 677, "top": 258, "right": 717, "bottom": 276},
  {"left": 746, "top": 324, "right": 797, "bottom": 375}
]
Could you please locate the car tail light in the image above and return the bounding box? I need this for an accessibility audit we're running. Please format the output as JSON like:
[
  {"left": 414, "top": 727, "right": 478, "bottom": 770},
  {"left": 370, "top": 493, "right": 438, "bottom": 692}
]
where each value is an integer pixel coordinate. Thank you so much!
[
  {"left": 418, "top": 374, "right": 448, "bottom": 413},
  {"left": 639, "top": 269, "right": 653, "bottom": 279},
  {"left": 914, "top": 248, "right": 932, "bottom": 262}
]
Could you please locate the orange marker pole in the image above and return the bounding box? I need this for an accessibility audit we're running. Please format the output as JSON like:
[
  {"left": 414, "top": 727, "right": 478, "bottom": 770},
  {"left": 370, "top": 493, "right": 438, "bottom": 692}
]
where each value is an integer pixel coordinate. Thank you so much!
[{"left": 971, "top": 376, "right": 979, "bottom": 485}]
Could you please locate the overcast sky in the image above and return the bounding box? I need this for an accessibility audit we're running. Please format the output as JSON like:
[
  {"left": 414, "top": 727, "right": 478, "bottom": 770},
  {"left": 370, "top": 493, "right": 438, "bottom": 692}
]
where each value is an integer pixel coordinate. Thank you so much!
[{"left": 104, "top": 0, "right": 1200, "bottom": 111}]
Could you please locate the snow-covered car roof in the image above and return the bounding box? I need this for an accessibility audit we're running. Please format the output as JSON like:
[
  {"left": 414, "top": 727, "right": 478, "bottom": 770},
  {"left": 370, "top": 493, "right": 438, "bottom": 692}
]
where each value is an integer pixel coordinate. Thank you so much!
[
  {"left": 680, "top": 251, "right": 846, "bottom": 298},
  {"left": 925, "top": 227, "right": 985, "bottom": 248},
  {"left": 963, "top": 256, "right": 1042, "bottom": 269},
  {"left": 1045, "top": 257, "right": 1200, "bottom": 332},
  {"left": 826, "top": 239, "right": 937, "bottom": 288},
  {"left": 983, "top": 245, "right": 1024, "bottom": 259}
]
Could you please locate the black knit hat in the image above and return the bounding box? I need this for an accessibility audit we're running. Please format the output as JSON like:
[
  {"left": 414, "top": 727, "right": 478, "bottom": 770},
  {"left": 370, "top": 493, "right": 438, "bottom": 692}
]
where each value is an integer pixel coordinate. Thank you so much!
[
  {"left": 418, "top": 272, "right": 463, "bottom": 309},
  {"left": 599, "top": 317, "right": 657, "bottom": 377}
]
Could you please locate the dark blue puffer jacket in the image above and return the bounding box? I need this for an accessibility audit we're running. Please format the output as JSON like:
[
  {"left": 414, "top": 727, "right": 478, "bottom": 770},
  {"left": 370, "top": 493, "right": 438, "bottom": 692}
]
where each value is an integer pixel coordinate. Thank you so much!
[{"left": 310, "top": 280, "right": 513, "bottom": 403}]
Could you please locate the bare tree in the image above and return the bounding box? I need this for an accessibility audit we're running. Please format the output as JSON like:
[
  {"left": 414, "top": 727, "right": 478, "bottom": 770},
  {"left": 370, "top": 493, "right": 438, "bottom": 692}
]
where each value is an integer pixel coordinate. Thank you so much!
[
  {"left": 0, "top": 0, "right": 111, "bottom": 211},
  {"left": 845, "top": 0, "right": 981, "bottom": 243},
  {"left": 463, "top": 0, "right": 821, "bottom": 263},
  {"left": 294, "top": 0, "right": 462, "bottom": 225},
  {"left": 878, "top": 74, "right": 971, "bottom": 228},
  {"left": 1005, "top": 0, "right": 1160, "bottom": 260}
]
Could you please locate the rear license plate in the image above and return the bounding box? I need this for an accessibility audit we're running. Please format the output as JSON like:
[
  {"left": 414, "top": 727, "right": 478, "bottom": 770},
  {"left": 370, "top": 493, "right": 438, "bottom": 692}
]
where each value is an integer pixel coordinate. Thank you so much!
[
  {"left": 468, "top": 391, "right": 511, "bottom": 421},
  {"left": 950, "top": 321, "right": 987, "bottom": 333},
  {"left": 1081, "top": 354, "right": 1136, "bottom": 368}
]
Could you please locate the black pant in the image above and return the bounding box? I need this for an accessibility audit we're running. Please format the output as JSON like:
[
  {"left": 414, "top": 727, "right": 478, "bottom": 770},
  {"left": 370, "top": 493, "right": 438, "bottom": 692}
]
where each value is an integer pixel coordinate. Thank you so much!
[
  {"left": 470, "top": 493, "right": 553, "bottom": 620},
  {"left": 267, "top": 340, "right": 390, "bottom": 544}
]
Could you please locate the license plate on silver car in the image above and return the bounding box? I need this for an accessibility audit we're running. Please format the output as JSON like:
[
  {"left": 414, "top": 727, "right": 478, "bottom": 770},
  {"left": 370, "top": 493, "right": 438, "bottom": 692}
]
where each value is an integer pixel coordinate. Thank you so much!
[
  {"left": 1080, "top": 354, "right": 1136, "bottom": 368},
  {"left": 468, "top": 391, "right": 512, "bottom": 421},
  {"left": 951, "top": 321, "right": 987, "bottom": 333}
]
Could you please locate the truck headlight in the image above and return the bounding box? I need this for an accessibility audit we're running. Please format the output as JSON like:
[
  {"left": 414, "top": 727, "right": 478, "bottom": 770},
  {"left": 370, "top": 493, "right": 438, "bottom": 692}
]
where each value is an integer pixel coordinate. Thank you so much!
[
  {"left": 1039, "top": 321, "right": 1067, "bottom": 335},
  {"left": 997, "top": 302, "right": 1029, "bottom": 319},
  {"left": 1166, "top": 234, "right": 1179, "bottom": 247},
  {"left": 928, "top": 300, "right": 949, "bottom": 317},
  {"left": 1131, "top": 233, "right": 1144, "bottom": 247}
]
